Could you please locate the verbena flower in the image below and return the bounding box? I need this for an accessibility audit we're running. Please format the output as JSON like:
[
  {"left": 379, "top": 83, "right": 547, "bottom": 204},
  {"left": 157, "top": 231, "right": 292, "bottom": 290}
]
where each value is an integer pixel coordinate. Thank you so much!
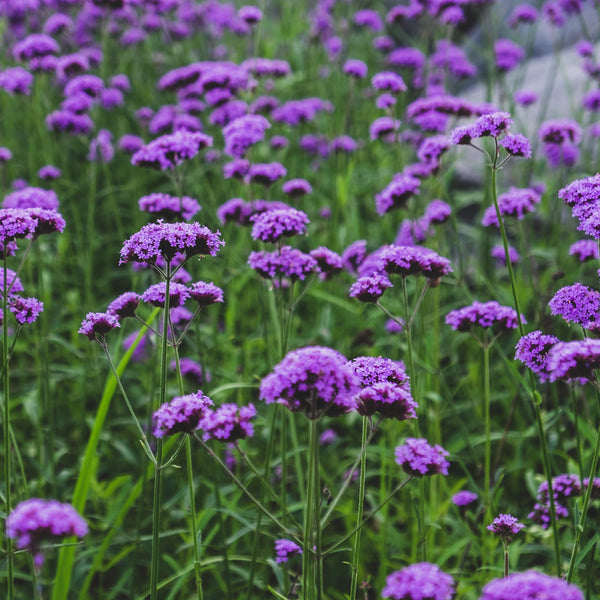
[
  {"left": 372, "top": 71, "right": 407, "bottom": 94},
  {"left": 250, "top": 208, "right": 309, "bottom": 243},
  {"left": 0, "top": 268, "right": 23, "bottom": 294},
  {"left": 528, "top": 473, "right": 583, "bottom": 528},
  {"left": 515, "top": 331, "right": 560, "bottom": 383},
  {"left": 370, "top": 116, "right": 401, "bottom": 142},
  {"left": 199, "top": 403, "right": 256, "bottom": 442},
  {"left": 446, "top": 301, "right": 522, "bottom": 332},
  {"left": 247, "top": 162, "right": 287, "bottom": 186},
  {"left": 274, "top": 539, "right": 302, "bottom": 563},
  {"left": 491, "top": 244, "right": 520, "bottom": 265},
  {"left": 342, "top": 240, "right": 368, "bottom": 274},
  {"left": 452, "top": 490, "right": 478, "bottom": 507},
  {"left": 37, "top": 165, "right": 61, "bottom": 180},
  {"left": 395, "top": 438, "right": 449, "bottom": 476},
  {"left": 107, "top": 292, "right": 140, "bottom": 319},
  {"left": 3, "top": 186, "right": 59, "bottom": 210},
  {"left": 131, "top": 131, "right": 213, "bottom": 170},
  {"left": 138, "top": 193, "right": 201, "bottom": 222},
  {"left": 310, "top": 246, "right": 343, "bottom": 280},
  {"left": 379, "top": 245, "right": 453, "bottom": 280},
  {"left": 9, "top": 296, "right": 43, "bottom": 324},
  {"left": 499, "top": 133, "right": 532, "bottom": 157},
  {"left": 480, "top": 570, "right": 583, "bottom": 600},
  {"left": 79, "top": 312, "right": 120, "bottom": 341},
  {"left": 382, "top": 562, "right": 455, "bottom": 600},
  {"left": 508, "top": 4, "right": 539, "bottom": 27},
  {"left": 548, "top": 283, "right": 600, "bottom": 329},
  {"left": 282, "top": 178, "right": 312, "bottom": 198},
  {"left": 343, "top": 58, "right": 368, "bottom": 79},
  {"left": 174, "top": 357, "right": 209, "bottom": 385},
  {"left": 546, "top": 339, "right": 600, "bottom": 382},
  {"left": 119, "top": 221, "right": 224, "bottom": 265},
  {"left": 481, "top": 187, "right": 541, "bottom": 227},
  {"left": 189, "top": 281, "right": 224, "bottom": 307},
  {"left": 569, "top": 239, "right": 599, "bottom": 261},
  {"left": 0, "top": 67, "right": 34, "bottom": 95},
  {"left": 6, "top": 498, "right": 88, "bottom": 567},
  {"left": 222, "top": 114, "right": 270, "bottom": 158},
  {"left": 353, "top": 8, "right": 383, "bottom": 31},
  {"left": 260, "top": 346, "right": 359, "bottom": 419},
  {"left": 248, "top": 246, "right": 317, "bottom": 281},
  {"left": 349, "top": 273, "right": 392, "bottom": 303},
  {"left": 141, "top": 282, "right": 190, "bottom": 308},
  {"left": 494, "top": 38, "right": 525, "bottom": 72},
  {"left": 375, "top": 174, "right": 421, "bottom": 215},
  {"left": 487, "top": 513, "right": 525, "bottom": 542},
  {"left": 152, "top": 391, "right": 214, "bottom": 437}
]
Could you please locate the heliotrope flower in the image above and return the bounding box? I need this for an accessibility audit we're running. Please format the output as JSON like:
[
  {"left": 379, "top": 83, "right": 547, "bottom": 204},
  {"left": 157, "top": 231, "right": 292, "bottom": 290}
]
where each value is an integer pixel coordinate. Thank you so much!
[
  {"left": 260, "top": 346, "right": 359, "bottom": 419},
  {"left": 515, "top": 331, "right": 560, "bottom": 383},
  {"left": 548, "top": 283, "right": 600, "bottom": 329},
  {"left": 487, "top": 513, "right": 525, "bottom": 542},
  {"left": 250, "top": 208, "right": 309, "bottom": 243},
  {"left": 452, "top": 490, "right": 478, "bottom": 507},
  {"left": 152, "top": 391, "right": 214, "bottom": 437},
  {"left": 79, "top": 312, "right": 120, "bottom": 341},
  {"left": 119, "top": 221, "right": 224, "bottom": 265},
  {"left": 199, "top": 403, "right": 256, "bottom": 442},
  {"left": 6, "top": 498, "right": 88, "bottom": 567},
  {"left": 480, "top": 570, "right": 583, "bottom": 600},
  {"left": 274, "top": 539, "right": 302, "bottom": 563},
  {"left": 395, "top": 437, "right": 449, "bottom": 476},
  {"left": 382, "top": 562, "right": 455, "bottom": 600},
  {"left": 141, "top": 281, "right": 190, "bottom": 308},
  {"left": 446, "top": 301, "right": 522, "bottom": 332}
]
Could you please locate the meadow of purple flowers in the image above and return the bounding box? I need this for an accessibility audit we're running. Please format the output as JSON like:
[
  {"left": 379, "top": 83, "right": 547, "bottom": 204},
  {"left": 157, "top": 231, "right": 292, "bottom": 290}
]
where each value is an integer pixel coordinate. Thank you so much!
[{"left": 2, "top": 0, "right": 600, "bottom": 598}]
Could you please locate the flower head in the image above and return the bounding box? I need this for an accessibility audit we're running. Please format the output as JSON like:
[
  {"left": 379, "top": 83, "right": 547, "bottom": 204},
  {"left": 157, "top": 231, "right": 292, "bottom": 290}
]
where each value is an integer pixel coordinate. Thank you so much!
[
  {"left": 141, "top": 282, "right": 190, "bottom": 308},
  {"left": 382, "top": 562, "right": 455, "bottom": 600},
  {"left": 153, "top": 391, "right": 214, "bottom": 437},
  {"left": 487, "top": 513, "right": 525, "bottom": 542},
  {"left": 107, "top": 292, "right": 140, "bottom": 319},
  {"left": 515, "top": 331, "right": 560, "bottom": 383},
  {"left": 138, "top": 193, "right": 201, "bottom": 222},
  {"left": 6, "top": 498, "right": 87, "bottom": 567},
  {"left": 260, "top": 346, "right": 359, "bottom": 419},
  {"left": 446, "top": 301, "right": 522, "bottom": 332},
  {"left": 348, "top": 273, "right": 392, "bottom": 303},
  {"left": 250, "top": 208, "right": 309, "bottom": 243},
  {"left": 547, "top": 339, "right": 600, "bottom": 382},
  {"left": 395, "top": 437, "right": 449, "bottom": 476},
  {"left": 131, "top": 131, "right": 213, "bottom": 170},
  {"left": 379, "top": 245, "right": 453, "bottom": 280},
  {"left": 199, "top": 403, "right": 256, "bottom": 442},
  {"left": 79, "top": 312, "right": 120, "bottom": 341},
  {"left": 452, "top": 490, "right": 478, "bottom": 507},
  {"left": 548, "top": 283, "right": 600, "bottom": 329},
  {"left": 480, "top": 570, "right": 583, "bottom": 600},
  {"left": 275, "top": 539, "right": 302, "bottom": 563},
  {"left": 9, "top": 296, "right": 43, "bottom": 324},
  {"left": 248, "top": 246, "right": 317, "bottom": 281}
]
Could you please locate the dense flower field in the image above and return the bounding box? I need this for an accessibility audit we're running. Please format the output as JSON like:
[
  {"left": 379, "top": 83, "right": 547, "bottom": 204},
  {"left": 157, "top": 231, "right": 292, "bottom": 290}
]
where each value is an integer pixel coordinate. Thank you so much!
[{"left": 1, "top": 0, "right": 600, "bottom": 598}]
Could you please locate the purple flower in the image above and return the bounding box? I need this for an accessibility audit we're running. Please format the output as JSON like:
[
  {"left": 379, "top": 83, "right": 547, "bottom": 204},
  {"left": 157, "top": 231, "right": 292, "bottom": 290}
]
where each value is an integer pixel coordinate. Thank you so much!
[
  {"left": 569, "top": 239, "right": 599, "bottom": 261},
  {"left": 189, "top": 281, "right": 224, "bottom": 307},
  {"left": 452, "top": 490, "right": 478, "bottom": 507},
  {"left": 141, "top": 282, "right": 190, "bottom": 308},
  {"left": 131, "top": 131, "right": 213, "bottom": 170},
  {"left": 9, "top": 296, "right": 43, "bottom": 324},
  {"left": 107, "top": 292, "right": 140, "bottom": 319},
  {"left": 0, "top": 209, "right": 39, "bottom": 245},
  {"left": 78, "top": 312, "right": 120, "bottom": 341},
  {"left": 222, "top": 114, "right": 270, "bottom": 158},
  {"left": 539, "top": 119, "right": 581, "bottom": 144},
  {"left": 370, "top": 116, "right": 401, "bottom": 142},
  {"left": 320, "top": 429, "right": 337, "bottom": 444},
  {"left": 375, "top": 174, "right": 421, "bottom": 215},
  {"left": 46, "top": 110, "right": 94, "bottom": 135},
  {"left": 474, "top": 111, "right": 513, "bottom": 137},
  {"left": 274, "top": 539, "right": 302, "bottom": 564},
  {"left": 0, "top": 268, "right": 23, "bottom": 295},
  {"left": 480, "top": 570, "right": 583, "bottom": 600},
  {"left": 529, "top": 473, "right": 583, "bottom": 527},
  {"left": 515, "top": 330, "right": 560, "bottom": 383},
  {"left": 372, "top": 71, "right": 407, "bottom": 95},
  {"left": 270, "top": 135, "right": 289, "bottom": 149},
  {"left": 395, "top": 438, "right": 449, "bottom": 476},
  {"left": 238, "top": 6, "right": 263, "bottom": 24},
  {"left": 342, "top": 240, "right": 367, "bottom": 274},
  {"left": 487, "top": 513, "right": 525, "bottom": 542},
  {"left": 547, "top": 338, "right": 600, "bottom": 382},
  {"left": 379, "top": 245, "right": 453, "bottom": 280},
  {"left": 353, "top": 9, "right": 383, "bottom": 31},
  {"left": 508, "top": 4, "right": 539, "bottom": 27},
  {"left": 0, "top": 147, "right": 12, "bottom": 163},
  {"left": 37, "top": 165, "right": 61, "bottom": 180},
  {"left": 88, "top": 129, "right": 114, "bottom": 163},
  {"left": 248, "top": 246, "right": 317, "bottom": 281},
  {"left": 175, "top": 357, "right": 210, "bottom": 385},
  {"left": 199, "top": 403, "right": 256, "bottom": 442},
  {"left": 0, "top": 67, "right": 34, "bottom": 95},
  {"left": 481, "top": 187, "right": 541, "bottom": 227},
  {"left": 330, "top": 135, "right": 359, "bottom": 154},
  {"left": 446, "top": 301, "right": 522, "bottom": 332},
  {"left": 382, "top": 562, "right": 455, "bottom": 600},
  {"left": 119, "top": 221, "right": 224, "bottom": 265},
  {"left": 43, "top": 13, "right": 73, "bottom": 36},
  {"left": 491, "top": 244, "right": 520, "bottom": 266},
  {"left": 3, "top": 187, "right": 59, "bottom": 210},
  {"left": 343, "top": 59, "right": 368, "bottom": 79},
  {"left": 495, "top": 39, "right": 525, "bottom": 72},
  {"left": 548, "top": 283, "right": 600, "bottom": 329},
  {"left": 282, "top": 178, "right": 312, "bottom": 198},
  {"left": 386, "top": 318, "right": 404, "bottom": 333},
  {"left": 6, "top": 498, "right": 87, "bottom": 567},
  {"left": 310, "top": 246, "right": 343, "bottom": 280},
  {"left": 138, "top": 193, "right": 201, "bottom": 222},
  {"left": 13, "top": 33, "right": 59, "bottom": 62},
  {"left": 500, "top": 133, "right": 532, "bottom": 158},
  {"left": 157, "top": 64, "right": 201, "bottom": 93},
  {"left": 153, "top": 391, "right": 214, "bottom": 437},
  {"left": 247, "top": 162, "right": 287, "bottom": 186},
  {"left": 514, "top": 89, "right": 538, "bottom": 106},
  {"left": 22, "top": 208, "right": 65, "bottom": 238},
  {"left": 349, "top": 273, "right": 393, "bottom": 303},
  {"left": 260, "top": 346, "right": 359, "bottom": 419},
  {"left": 250, "top": 208, "right": 308, "bottom": 243}
]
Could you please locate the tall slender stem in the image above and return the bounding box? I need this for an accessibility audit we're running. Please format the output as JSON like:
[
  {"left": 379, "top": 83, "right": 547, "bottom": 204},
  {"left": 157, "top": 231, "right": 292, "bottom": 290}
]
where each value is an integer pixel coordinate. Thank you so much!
[
  {"left": 186, "top": 437, "right": 203, "bottom": 600},
  {"left": 303, "top": 417, "right": 317, "bottom": 600}
]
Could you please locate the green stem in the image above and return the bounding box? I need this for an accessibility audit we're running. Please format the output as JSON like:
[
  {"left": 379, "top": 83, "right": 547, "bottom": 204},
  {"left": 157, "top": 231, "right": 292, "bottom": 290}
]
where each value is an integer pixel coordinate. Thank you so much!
[
  {"left": 503, "top": 541, "right": 509, "bottom": 578},
  {"left": 349, "top": 418, "right": 368, "bottom": 599},
  {"left": 303, "top": 418, "right": 317, "bottom": 600},
  {"left": 186, "top": 436, "right": 203, "bottom": 600},
  {"left": 483, "top": 340, "right": 491, "bottom": 512}
]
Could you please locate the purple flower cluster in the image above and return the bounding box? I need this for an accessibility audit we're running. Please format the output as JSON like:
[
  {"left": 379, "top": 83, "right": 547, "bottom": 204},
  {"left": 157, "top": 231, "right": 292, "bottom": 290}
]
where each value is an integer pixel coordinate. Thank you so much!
[
  {"left": 348, "top": 273, "right": 393, "bottom": 303},
  {"left": 487, "top": 513, "right": 525, "bottom": 542},
  {"left": 481, "top": 187, "right": 541, "bottom": 227},
  {"left": 515, "top": 331, "right": 561, "bottom": 383},
  {"left": 119, "top": 221, "right": 224, "bottom": 264},
  {"left": 348, "top": 356, "right": 416, "bottom": 420},
  {"left": 548, "top": 283, "right": 600, "bottom": 329},
  {"left": 539, "top": 119, "right": 582, "bottom": 168},
  {"left": 141, "top": 282, "right": 190, "bottom": 308},
  {"left": 248, "top": 246, "right": 317, "bottom": 281},
  {"left": 375, "top": 173, "right": 421, "bottom": 215},
  {"left": 222, "top": 114, "right": 270, "bottom": 158},
  {"left": 382, "top": 562, "right": 455, "bottom": 600},
  {"left": 250, "top": 208, "right": 309, "bottom": 243},
  {"left": 546, "top": 339, "right": 600, "bottom": 383},
  {"left": 189, "top": 281, "right": 224, "bottom": 307},
  {"left": 131, "top": 131, "right": 213, "bottom": 170},
  {"left": 378, "top": 245, "right": 453, "bottom": 280},
  {"left": 138, "top": 193, "right": 201, "bottom": 222},
  {"left": 199, "top": 403, "right": 256, "bottom": 442},
  {"left": 395, "top": 438, "right": 449, "bottom": 477},
  {"left": 9, "top": 295, "right": 44, "bottom": 324},
  {"left": 259, "top": 346, "right": 359, "bottom": 419},
  {"left": 558, "top": 173, "right": 600, "bottom": 239},
  {"left": 274, "top": 539, "right": 302, "bottom": 564},
  {"left": 3, "top": 186, "right": 59, "bottom": 210},
  {"left": 445, "top": 301, "right": 522, "bottom": 332},
  {"left": 452, "top": 490, "right": 477, "bottom": 507},
  {"left": 310, "top": 246, "right": 343, "bottom": 280},
  {"left": 153, "top": 391, "right": 214, "bottom": 437},
  {"left": 480, "top": 570, "right": 583, "bottom": 600},
  {"left": 6, "top": 498, "right": 88, "bottom": 566},
  {"left": 529, "top": 473, "right": 583, "bottom": 528},
  {"left": 79, "top": 312, "right": 120, "bottom": 341},
  {"left": 569, "top": 239, "right": 599, "bottom": 261}
]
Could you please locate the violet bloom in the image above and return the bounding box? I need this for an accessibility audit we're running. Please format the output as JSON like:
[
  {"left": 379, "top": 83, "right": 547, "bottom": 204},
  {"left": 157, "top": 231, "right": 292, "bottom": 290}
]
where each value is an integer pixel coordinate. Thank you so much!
[
  {"left": 3, "top": 187, "right": 59, "bottom": 210},
  {"left": 481, "top": 187, "right": 540, "bottom": 227},
  {"left": 88, "top": 129, "right": 114, "bottom": 163},
  {"left": 274, "top": 539, "right": 302, "bottom": 563},
  {"left": 238, "top": 6, "right": 263, "bottom": 26},
  {"left": 152, "top": 391, "right": 214, "bottom": 437},
  {"left": 0, "top": 147, "right": 12, "bottom": 163},
  {"left": 529, "top": 473, "right": 582, "bottom": 527},
  {"left": 379, "top": 245, "right": 453, "bottom": 280},
  {"left": 491, "top": 244, "right": 520, "bottom": 266},
  {"left": 395, "top": 437, "right": 449, "bottom": 476},
  {"left": 508, "top": 4, "right": 539, "bottom": 27},
  {"left": 23, "top": 208, "right": 65, "bottom": 238},
  {"left": 310, "top": 246, "right": 343, "bottom": 280},
  {"left": 138, "top": 193, "right": 201, "bottom": 221},
  {"left": 37, "top": 165, "right": 61, "bottom": 180},
  {"left": 199, "top": 403, "right": 256, "bottom": 442},
  {"left": 539, "top": 119, "right": 582, "bottom": 167},
  {"left": 119, "top": 221, "right": 224, "bottom": 265},
  {"left": 353, "top": 9, "right": 383, "bottom": 31},
  {"left": 79, "top": 312, "right": 120, "bottom": 341},
  {"left": 548, "top": 283, "right": 600, "bottom": 329},
  {"left": 6, "top": 499, "right": 88, "bottom": 568},
  {"left": 9, "top": 296, "right": 43, "bottom": 324},
  {"left": 375, "top": 174, "right": 421, "bottom": 215},
  {"left": 0, "top": 67, "right": 34, "bottom": 95},
  {"left": 515, "top": 331, "right": 560, "bottom": 383},
  {"left": 487, "top": 513, "right": 525, "bottom": 542},
  {"left": 189, "top": 281, "right": 224, "bottom": 307},
  {"left": 349, "top": 273, "right": 393, "bottom": 303},
  {"left": 247, "top": 162, "right": 287, "bottom": 186},
  {"left": 141, "top": 281, "right": 190, "bottom": 308},
  {"left": 131, "top": 131, "right": 213, "bottom": 170},
  {"left": 480, "top": 570, "right": 583, "bottom": 600},
  {"left": 107, "top": 291, "right": 140, "bottom": 319},
  {"left": 569, "top": 239, "right": 599, "bottom": 261},
  {"left": 343, "top": 59, "right": 368, "bottom": 79},
  {"left": 372, "top": 71, "right": 407, "bottom": 95},
  {"left": 547, "top": 338, "right": 600, "bottom": 382},
  {"left": 446, "top": 301, "right": 522, "bottom": 332},
  {"left": 342, "top": 240, "right": 367, "bottom": 274},
  {"left": 330, "top": 135, "right": 359, "bottom": 154},
  {"left": 370, "top": 116, "right": 401, "bottom": 142},
  {"left": 514, "top": 89, "right": 538, "bottom": 106},
  {"left": 494, "top": 39, "right": 525, "bottom": 73},
  {"left": 248, "top": 247, "right": 317, "bottom": 281},
  {"left": 223, "top": 158, "right": 250, "bottom": 180},
  {"left": 250, "top": 208, "right": 309, "bottom": 243},
  {"left": 558, "top": 173, "right": 600, "bottom": 238},
  {"left": 500, "top": 133, "right": 532, "bottom": 158},
  {"left": 452, "top": 490, "right": 478, "bottom": 507},
  {"left": 0, "top": 209, "right": 40, "bottom": 247},
  {"left": 176, "top": 357, "right": 209, "bottom": 385},
  {"left": 282, "top": 178, "right": 312, "bottom": 198},
  {"left": 46, "top": 110, "right": 94, "bottom": 135},
  {"left": 382, "top": 562, "right": 455, "bottom": 600},
  {"left": 270, "top": 135, "right": 289, "bottom": 149},
  {"left": 222, "top": 114, "right": 270, "bottom": 158},
  {"left": 260, "top": 346, "right": 359, "bottom": 419}
]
